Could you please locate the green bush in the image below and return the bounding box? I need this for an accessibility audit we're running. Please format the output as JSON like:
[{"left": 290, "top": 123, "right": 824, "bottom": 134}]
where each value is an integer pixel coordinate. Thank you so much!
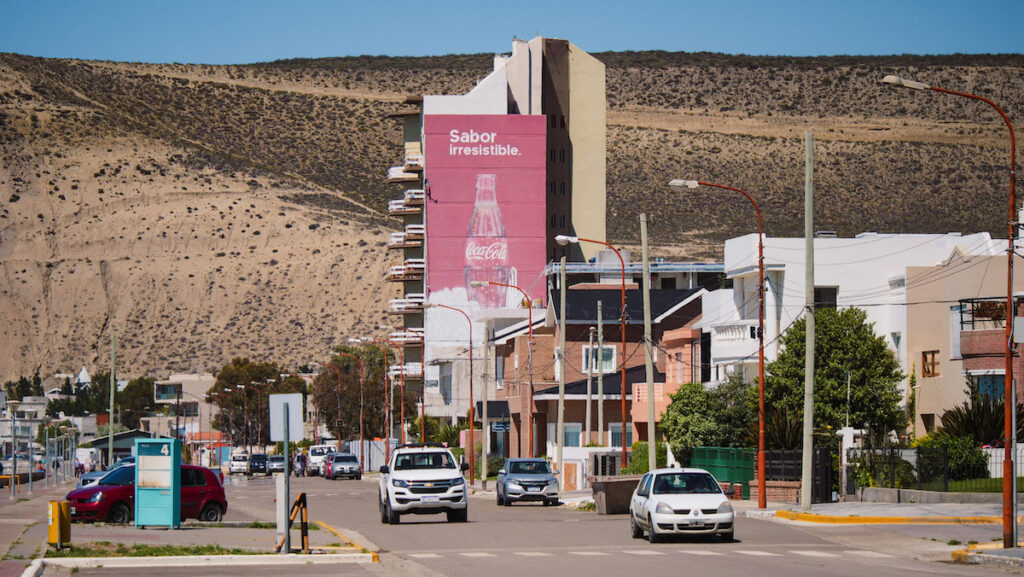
[
  {"left": 622, "top": 441, "right": 668, "bottom": 474},
  {"left": 914, "top": 435, "right": 989, "bottom": 481}
]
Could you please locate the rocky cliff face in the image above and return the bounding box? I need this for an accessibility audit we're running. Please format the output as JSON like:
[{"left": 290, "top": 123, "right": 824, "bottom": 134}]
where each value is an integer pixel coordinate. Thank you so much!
[{"left": 0, "top": 51, "right": 1020, "bottom": 380}]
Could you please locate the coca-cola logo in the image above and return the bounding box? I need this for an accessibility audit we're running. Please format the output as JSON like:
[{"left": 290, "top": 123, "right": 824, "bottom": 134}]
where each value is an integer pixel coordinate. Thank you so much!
[{"left": 465, "top": 240, "right": 508, "bottom": 262}]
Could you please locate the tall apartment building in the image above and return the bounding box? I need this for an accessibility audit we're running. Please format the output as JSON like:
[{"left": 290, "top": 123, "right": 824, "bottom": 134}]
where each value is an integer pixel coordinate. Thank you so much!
[{"left": 384, "top": 37, "right": 606, "bottom": 423}]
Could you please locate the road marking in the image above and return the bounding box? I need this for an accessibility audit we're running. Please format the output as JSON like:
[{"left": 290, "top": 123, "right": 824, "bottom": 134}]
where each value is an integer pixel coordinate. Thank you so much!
[
  {"left": 845, "top": 550, "right": 894, "bottom": 558},
  {"left": 569, "top": 551, "right": 609, "bottom": 556},
  {"left": 460, "top": 552, "right": 497, "bottom": 558},
  {"left": 514, "top": 552, "right": 553, "bottom": 557},
  {"left": 791, "top": 550, "right": 839, "bottom": 558},
  {"left": 737, "top": 550, "right": 782, "bottom": 557},
  {"left": 623, "top": 550, "right": 665, "bottom": 556},
  {"left": 678, "top": 550, "right": 724, "bottom": 556},
  {"left": 407, "top": 553, "right": 442, "bottom": 559}
]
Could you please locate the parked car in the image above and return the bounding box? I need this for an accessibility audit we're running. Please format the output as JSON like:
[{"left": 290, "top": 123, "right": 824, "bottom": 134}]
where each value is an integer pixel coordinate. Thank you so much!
[
  {"left": 267, "top": 455, "right": 286, "bottom": 474},
  {"left": 378, "top": 443, "right": 469, "bottom": 524},
  {"left": 307, "top": 445, "right": 335, "bottom": 476},
  {"left": 325, "top": 454, "right": 360, "bottom": 480},
  {"left": 496, "top": 458, "right": 560, "bottom": 506},
  {"left": 76, "top": 456, "right": 137, "bottom": 489},
  {"left": 629, "top": 467, "right": 735, "bottom": 543},
  {"left": 228, "top": 454, "right": 250, "bottom": 475},
  {"left": 65, "top": 464, "right": 228, "bottom": 524},
  {"left": 249, "top": 454, "right": 269, "bottom": 476}
]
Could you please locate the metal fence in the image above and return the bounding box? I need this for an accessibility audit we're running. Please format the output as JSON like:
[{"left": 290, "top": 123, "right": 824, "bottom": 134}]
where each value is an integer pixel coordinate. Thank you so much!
[{"left": 845, "top": 447, "right": 1023, "bottom": 493}]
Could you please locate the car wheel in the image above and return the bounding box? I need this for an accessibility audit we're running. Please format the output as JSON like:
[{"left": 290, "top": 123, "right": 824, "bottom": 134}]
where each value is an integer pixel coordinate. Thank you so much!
[
  {"left": 356, "top": 474, "right": 362, "bottom": 481},
  {"left": 200, "top": 503, "right": 223, "bottom": 522},
  {"left": 646, "top": 515, "right": 660, "bottom": 543},
  {"left": 107, "top": 503, "right": 131, "bottom": 524},
  {"left": 631, "top": 513, "right": 643, "bottom": 539},
  {"left": 544, "top": 498, "right": 557, "bottom": 506},
  {"left": 720, "top": 530, "right": 735, "bottom": 542},
  {"left": 496, "top": 491, "right": 504, "bottom": 506},
  {"left": 387, "top": 501, "right": 401, "bottom": 524},
  {"left": 379, "top": 495, "right": 389, "bottom": 524},
  {"left": 447, "top": 508, "right": 468, "bottom": 523}
]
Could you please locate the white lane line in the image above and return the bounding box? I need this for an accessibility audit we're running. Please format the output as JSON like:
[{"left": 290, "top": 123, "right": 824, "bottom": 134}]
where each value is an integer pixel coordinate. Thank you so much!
[
  {"left": 679, "top": 550, "right": 724, "bottom": 556},
  {"left": 407, "top": 553, "right": 442, "bottom": 559},
  {"left": 737, "top": 550, "right": 782, "bottom": 557},
  {"left": 845, "top": 550, "right": 895, "bottom": 558},
  {"left": 515, "top": 552, "right": 553, "bottom": 557},
  {"left": 623, "top": 550, "right": 665, "bottom": 556},
  {"left": 569, "top": 551, "right": 609, "bottom": 556},
  {"left": 791, "top": 550, "right": 839, "bottom": 558},
  {"left": 460, "top": 552, "right": 497, "bottom": 558}
]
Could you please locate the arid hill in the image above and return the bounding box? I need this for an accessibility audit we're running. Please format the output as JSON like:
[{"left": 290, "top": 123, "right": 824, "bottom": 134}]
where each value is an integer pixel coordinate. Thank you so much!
[{"left": 0, "top": 50, "right": 1021, "bottom": 380}]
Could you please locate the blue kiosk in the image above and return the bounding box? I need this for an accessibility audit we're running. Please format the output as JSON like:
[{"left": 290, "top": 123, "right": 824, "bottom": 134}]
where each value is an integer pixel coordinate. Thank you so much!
[{"left": 134, "top": 438, "right": 181, "bottom": 529}]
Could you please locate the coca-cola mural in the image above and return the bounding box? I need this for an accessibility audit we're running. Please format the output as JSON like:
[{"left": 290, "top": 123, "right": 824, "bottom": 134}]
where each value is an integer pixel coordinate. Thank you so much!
[{"left": 424, "top": 115, "right": 547, "bottom": 310}]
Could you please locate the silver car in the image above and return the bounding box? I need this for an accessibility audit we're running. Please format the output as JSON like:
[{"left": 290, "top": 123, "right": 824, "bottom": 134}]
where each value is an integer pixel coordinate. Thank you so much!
[
  {"left": 496, "top": 458, "right": 559, "bottom": 506},
  {"left": 267, "top": 455, "right": 286, "bottom": 474}
]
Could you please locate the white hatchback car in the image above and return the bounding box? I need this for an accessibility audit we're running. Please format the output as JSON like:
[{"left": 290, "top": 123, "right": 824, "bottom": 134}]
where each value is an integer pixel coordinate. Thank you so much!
[{"left": 629, "top": 467, "right": 735, "bottom": 542}]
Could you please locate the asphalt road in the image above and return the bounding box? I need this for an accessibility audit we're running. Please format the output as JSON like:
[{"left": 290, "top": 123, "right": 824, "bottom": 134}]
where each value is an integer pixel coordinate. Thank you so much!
[{"left": 218, "top": 474, "right": 1013, "bottom": 577}]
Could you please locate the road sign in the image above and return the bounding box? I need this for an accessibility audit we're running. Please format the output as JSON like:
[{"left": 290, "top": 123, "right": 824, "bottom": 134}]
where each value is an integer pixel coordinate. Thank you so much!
[
  {"left": 270, "top": 394, "right": 304, "bottom": 442},
  {"left": 491, "top": 421, "right": 509, "bottom": 433}
]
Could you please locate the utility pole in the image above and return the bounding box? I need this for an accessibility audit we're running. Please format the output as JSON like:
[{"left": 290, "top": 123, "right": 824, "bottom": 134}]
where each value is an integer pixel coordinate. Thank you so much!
[
  {"left": 556, "top": 257, "right": 567, "bottom": 488},
  {"left": 801, "top": 131, "right": 816, "bottom": 512},
  {"left": 482, "top": 321, "right": 490, "bottom": 490},
  {"left": 108, "top": 331, "right": 116, "bottom": 469},
  {"left": 585, "top": 327, "right": 595, "bottom": 445},
  {"left": 641, "top": 214, "right": 657, "bottom": 471},
  {"left": 597, "top": 301, "right": 605, "bottom": 446}
]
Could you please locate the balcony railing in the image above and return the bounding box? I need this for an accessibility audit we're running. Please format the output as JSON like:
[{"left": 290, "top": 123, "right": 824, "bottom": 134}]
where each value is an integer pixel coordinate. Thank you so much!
[
  {"left": 389, "top": 362, "right": 424, "bottom": 379},
  {"left": 404, "top": 224, "right": 425, "bottom": 239},
  {"left": 388, "top": 328, "right": 425, "bottom": 345},
  {"left": 388, "top": 294, "right": 425, "bottom": 314},
  {"left": 387, "top": 166, "right": 419, "bottom": 183},
  {"left": 404, "top": 153, "right": 424, "bottom": 171},
  {"left": 632, "top": 383, "right": 665, "bottom": 403},
  {"left": 385, "top": 260, "right": 425, "bottom": 281},
  {"left": 388, "top": 198, "right": 421, "bottom": 216},
  {"left": 403, "top": 189, "right": 425, "bottom": 205},
  {"left": 709, "top": 320, "right": 759, "bottom": 361}
]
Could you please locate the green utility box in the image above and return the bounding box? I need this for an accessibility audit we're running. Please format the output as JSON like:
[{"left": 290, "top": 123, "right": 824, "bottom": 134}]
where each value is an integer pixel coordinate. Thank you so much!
[
  {"left": 134, "top": 438, "right": 181, "bottom": 528},
  {"left": 691, "top": 447, "right": 754, "bottom": 499}
]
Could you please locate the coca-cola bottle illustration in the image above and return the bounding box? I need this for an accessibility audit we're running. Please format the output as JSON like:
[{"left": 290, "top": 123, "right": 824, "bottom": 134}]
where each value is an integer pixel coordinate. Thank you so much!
[{"left": 464, "top": 174, "right": 509, "bottom": 307}]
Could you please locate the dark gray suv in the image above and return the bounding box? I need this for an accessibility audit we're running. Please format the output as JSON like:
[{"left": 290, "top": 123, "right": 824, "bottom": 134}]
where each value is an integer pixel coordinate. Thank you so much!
[{"left": 496, "top": 458, "right": 559, "bottom": 506}]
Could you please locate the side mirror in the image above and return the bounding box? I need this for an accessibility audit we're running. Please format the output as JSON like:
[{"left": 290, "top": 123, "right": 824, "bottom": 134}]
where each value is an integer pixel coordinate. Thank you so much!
[
  {"left": 460, "top": 462, "right": 470, "bottom": 472},
  {"left": 498, "top": 469, "right": 506, "bottom": 475},
  {"left": 724, "top": 488, "right": 735, "bottom": 497},
  {"left": 379, "top": 465, "right": 389, "bottom": 474}
]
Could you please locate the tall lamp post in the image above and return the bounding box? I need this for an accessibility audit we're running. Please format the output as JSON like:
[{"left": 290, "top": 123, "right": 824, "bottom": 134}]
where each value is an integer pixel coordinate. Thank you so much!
[
  {"left": 882, "top": 74, "right": 1017, "bottom": 546},
  {"left": 329, "top": 351, "right": 365, "bottom": 472},
  {"left": 555, "top": 235, "right": 631, "bottom": 464},
  {"left": 425, "top": 303, "right": 475, "bottom": 480},
  {"left": 470, "top": 280, "right": 536, "bottom": 458},
  {"left": 669, "top": 179, "right": 766, "bottom": 509},
  {"left": 7, "top": 399, "right": 20, "bottom": 500}
]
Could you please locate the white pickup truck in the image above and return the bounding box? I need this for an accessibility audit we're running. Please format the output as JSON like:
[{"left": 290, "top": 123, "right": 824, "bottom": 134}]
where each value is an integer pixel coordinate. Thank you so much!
[{"left": 378, "top": 444, "right": 469, "bottom": 524}]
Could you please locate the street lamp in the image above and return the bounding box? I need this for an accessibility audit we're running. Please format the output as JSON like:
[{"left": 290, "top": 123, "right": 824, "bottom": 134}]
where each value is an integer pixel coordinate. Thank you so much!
[
  {"left": 8, "top": 399, "right": 20, "bottom": 499},
  {"left": 471, "top": 280, "right": 536, "bottom": 458},
  {"left": 882, "top": 74, "right": 1017, "bottom": 546},
  {"left": 328, "top": 351, "right": 365, "bottom": 472},
  {"left": 425, "top": 303, "right": 476, "bottom": 480},
  {"left": 669, "top": 178, "right": 767, "bottom": 509},
  {"left": 555, "top": 235, "right": 631, "bottom": 464}
]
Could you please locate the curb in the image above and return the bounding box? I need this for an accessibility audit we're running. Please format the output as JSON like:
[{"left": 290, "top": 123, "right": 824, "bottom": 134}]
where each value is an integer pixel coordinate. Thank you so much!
[
  {"left": 315, "top": 519, "right": 379, "bottom": 562},
  {"left": 34, "top": 553, "right": 376, "bottom": 570},
  {"left": 774, "top": 510, "right": 1003, "bottom": 525}
]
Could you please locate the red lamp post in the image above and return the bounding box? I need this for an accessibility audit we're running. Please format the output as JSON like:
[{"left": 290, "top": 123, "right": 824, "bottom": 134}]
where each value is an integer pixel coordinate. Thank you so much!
[
  {"left": 669, "top": 179, "right": 766, "bottom": 509},
  {"left": 426, "top": 303, "right": 475, "bottom": 480},
  {"left": 882, "top": 74, "right": 1017, "bottom": 546},
  {"left": 471, "top": 280, "right": 535, "bottom": 458},
  {"left": 555, "top": 235, "right": 630, "bottom": 464}
]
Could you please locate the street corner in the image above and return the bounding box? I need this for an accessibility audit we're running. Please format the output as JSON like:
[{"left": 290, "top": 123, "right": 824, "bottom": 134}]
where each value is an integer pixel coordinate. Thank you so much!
[{"left": 954, "top": 542, "right": 1024, "bottom": 568}]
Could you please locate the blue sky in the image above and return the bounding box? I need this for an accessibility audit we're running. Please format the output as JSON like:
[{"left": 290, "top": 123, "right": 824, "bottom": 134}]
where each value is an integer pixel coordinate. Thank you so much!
[{"left": 0, "top": 0, "right": 1020, "bottom": 64}]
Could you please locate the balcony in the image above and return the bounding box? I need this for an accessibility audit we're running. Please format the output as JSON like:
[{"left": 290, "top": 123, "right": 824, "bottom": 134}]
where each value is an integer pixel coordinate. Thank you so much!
[
  {"left": 709, "top": 320, "right": 759, "bottom": 362},
  {"left": 404, "top": 224, "right": 425, "bottom": 239},
  {"left": 388, "top": 328, "right": 425, "bottom": 345},
  {"left": 387, "top": 228, "right": 424, "bottom": 249},
  {"left": 403, "top": 189, "right": 425, "bottom": 205},
  {"left": 388, "top": 198, "right": 421, "bottom": 216},
  {"left": 389, "top": 362, "right": 424, "bottom": 379},
  {"left": 404, "top": 142, "right": 424, "bottom": 172},
  {"left": 387, "top": 166, "right": 420, "bottom": 183},
  {"left": 388, "top": 293, "right": 425, "bottom": 314},
  {"left": 385, "top": 259, "right": 425, "bottom": 281}
]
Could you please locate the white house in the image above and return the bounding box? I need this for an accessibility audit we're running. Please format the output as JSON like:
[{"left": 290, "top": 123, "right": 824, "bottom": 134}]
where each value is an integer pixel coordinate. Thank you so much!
[{"left": 700, "top": 232, "right": 1003, "bottom": 391}]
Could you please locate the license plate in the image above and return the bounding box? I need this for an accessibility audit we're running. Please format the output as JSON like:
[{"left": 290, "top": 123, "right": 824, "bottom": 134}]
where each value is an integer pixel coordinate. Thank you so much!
[
  {"left": 688, "top": 520, "right": 705, "bottom": 528},
  {"left": 70, "top": 506, "right": 76, "bottom": 514},
  {"left": 527, "top": 487, "right": 540, "bottom": 492},
  {"left": 421, "top": 496, "right": 439, "bottom": 503}
]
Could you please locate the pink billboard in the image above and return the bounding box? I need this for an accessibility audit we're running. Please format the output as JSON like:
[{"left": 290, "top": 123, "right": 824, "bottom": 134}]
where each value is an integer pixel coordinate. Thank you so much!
[{"left": 424, "top": 115, "right": 547, "bottom": 308}]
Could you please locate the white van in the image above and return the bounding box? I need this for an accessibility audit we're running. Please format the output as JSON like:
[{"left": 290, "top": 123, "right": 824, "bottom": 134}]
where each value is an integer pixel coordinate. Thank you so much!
[{"left": 307, "top": 444, "right": 335, "bottom": 477}]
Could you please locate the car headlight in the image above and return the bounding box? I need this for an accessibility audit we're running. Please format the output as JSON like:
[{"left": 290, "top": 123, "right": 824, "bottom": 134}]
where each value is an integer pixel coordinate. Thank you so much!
[
  {"left": 507, "top": 482, "right": 523, "bottom": 491},
  {"left": 392, "top": 478, "right": 409, "bottom": 488},
  {"left": 655, "top": 501, "right": 674, "bottom": 515},
  {"left": 547, "top": 479, "right": 559, "bottom": 487},
  {"left": 85, "top": 492, "right": 104, "bottom": 503},
  {"left": 451, "top": 476, "right": 465, "bottom": 487},
  {"left": 717, "top": 500, "right": 734, "bottom": 514}
]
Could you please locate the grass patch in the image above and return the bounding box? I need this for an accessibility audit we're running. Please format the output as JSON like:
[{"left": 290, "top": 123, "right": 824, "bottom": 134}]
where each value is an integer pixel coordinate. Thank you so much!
[
  {"left": 575, "top": 501, "right": 596, "bottom": 512},
  {"left": 947, "top": 539, "right": 962, "bottom": 546},
  {"left": 247, "top": 520, "right": 319, "bottom": 530},
  {"left": 46, "top": 543, "right": 268, "bottom": 558},
  {"left": 919, "top": 476, "right": 1024, "bottom": 493}
]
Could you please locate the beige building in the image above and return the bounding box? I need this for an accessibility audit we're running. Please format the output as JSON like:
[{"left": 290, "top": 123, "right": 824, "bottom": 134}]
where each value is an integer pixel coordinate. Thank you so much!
[{"left": 906, "top": 249, "right": 1024, "bottom": 435}]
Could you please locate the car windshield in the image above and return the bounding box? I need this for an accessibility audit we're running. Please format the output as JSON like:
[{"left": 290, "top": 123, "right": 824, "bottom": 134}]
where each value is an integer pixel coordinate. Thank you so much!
[
  {"left": 269, "top": 456, "right": 285, "bottom": 462},
  {"left": 652, "top": 472, "right": 722, "bottom": 494},
  {"left": 509, "top": 460, "right": 551, "bottom": 475},
  {"left": 393, "top": 451, "right": 455, "bottom": 470},
  {"left": 231, "top": 455, "right": 247, "bottom": 462},
  {"left": 99, "top": 466, "right": 135, "bottom": 486},
  {"left": 334, "top": 456, "right": 357, "bottom": 463},
  {"left": 311, "top": 447, "right": 329, "bottom": 456}
]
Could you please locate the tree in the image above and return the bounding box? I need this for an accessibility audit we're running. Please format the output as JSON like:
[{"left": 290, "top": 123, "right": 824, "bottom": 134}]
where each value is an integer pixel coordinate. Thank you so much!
[
  {"left": 119, "top": 377, "right": 156, "bottom": 430},
  {"left": 764, "top": 307, "right": 905, "bottom": 440},
  {"left": 660, "top": 382, "right": 721, "bottom": 465},
  {"left": 209, "top": 358, "right": 305, "bottom": 449}
]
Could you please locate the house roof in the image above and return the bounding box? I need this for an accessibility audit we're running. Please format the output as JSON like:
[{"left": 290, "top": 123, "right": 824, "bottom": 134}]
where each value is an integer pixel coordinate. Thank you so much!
[
  {"left": 533, "top": 364, "right": 665, "bottom": 398},
  {"left": 546, "top": 287, "right": 703, "bottom": 326}
]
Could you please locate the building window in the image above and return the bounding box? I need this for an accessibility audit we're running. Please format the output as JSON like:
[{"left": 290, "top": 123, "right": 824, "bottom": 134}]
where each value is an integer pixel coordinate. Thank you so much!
[
  {"left": 921, "top": 350, "right": 939, "bottom": 378},
  {"left": 560, "top": 115, "right": 566, "bottom": 128},
  {"left": 814, "top": 286, "right": 838, "bottom": 309},
  {"left": 440, "top": 363, "right": 453, "bottom": 405},
  {"left": 610, "top": 423, "right": 633, "bottom": 448},
  {"left": 549, "top": 181, "right": 556, "bottom": 195},
  {"left": 549, "top": 149, "right": 556, "bottom": 162},
  {"left": 582, "top": 345, "right": 616, "bottom": 374},
  {"left": 547, "top": 422, "right": 582, "bottom": 448},
  {"left": 972, "top": 374, "right": 1004, "bottom": 401},
  {"left": 921, "top": 413, "right": 936, "bottom": 434},
  {"left": 559, "top": 149, "right": 565, "bottom": 163},
  {"left": 550, "top": 214, "right": 556, "bottom": 228},
  {"left": 495, "top": 357, "right": 505, "bottom": 389},
  {"left": 560, "top": 182, "right": 565, "bottom": 195}
]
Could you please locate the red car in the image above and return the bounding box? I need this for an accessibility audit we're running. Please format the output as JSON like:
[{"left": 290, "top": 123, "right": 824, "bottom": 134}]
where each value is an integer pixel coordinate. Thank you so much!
[{"left": 65, "top": 465, "right": 228, "bottom": 524}]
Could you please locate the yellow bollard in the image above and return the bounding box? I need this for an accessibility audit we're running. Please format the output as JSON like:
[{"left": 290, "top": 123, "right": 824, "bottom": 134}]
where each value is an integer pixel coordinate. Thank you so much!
[{"left": 48, "top": 500, "right": 70, "bottom": 549}]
